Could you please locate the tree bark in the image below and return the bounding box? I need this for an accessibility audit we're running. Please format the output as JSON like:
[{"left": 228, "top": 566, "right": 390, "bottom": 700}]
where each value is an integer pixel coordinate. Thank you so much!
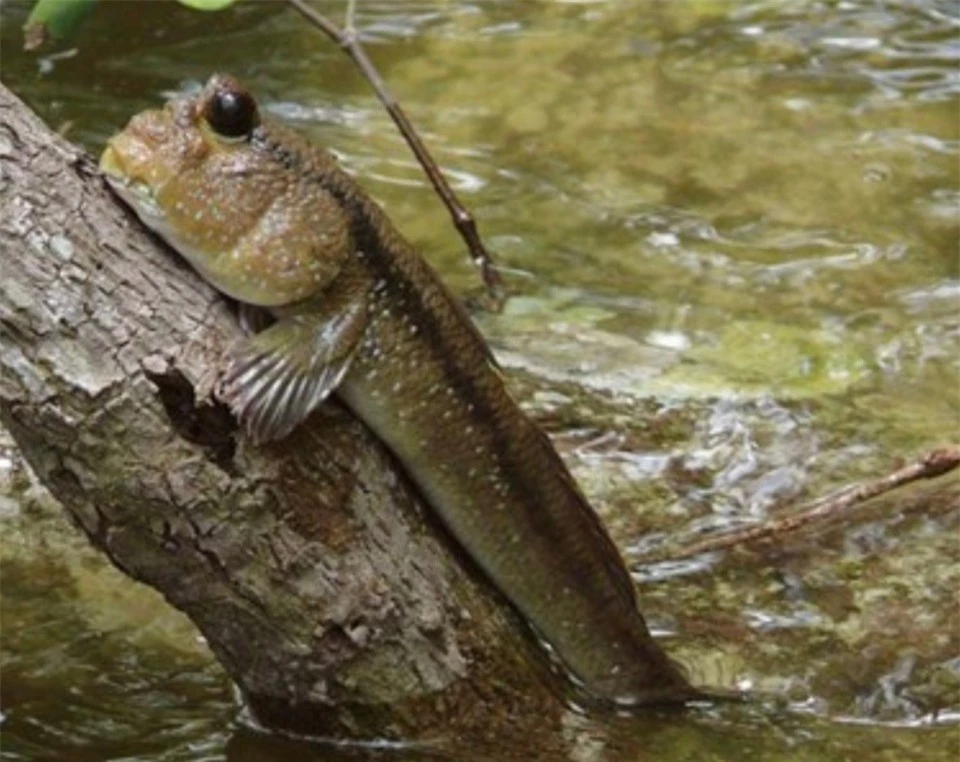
[{"left": 0, "top": 82, "right": 573, "bottom": 748}]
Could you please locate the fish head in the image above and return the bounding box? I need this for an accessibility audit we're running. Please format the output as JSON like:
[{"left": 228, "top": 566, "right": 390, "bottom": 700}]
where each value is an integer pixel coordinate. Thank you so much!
[{"left": 100, "top": 74, "right": 351, "bottom": 306}]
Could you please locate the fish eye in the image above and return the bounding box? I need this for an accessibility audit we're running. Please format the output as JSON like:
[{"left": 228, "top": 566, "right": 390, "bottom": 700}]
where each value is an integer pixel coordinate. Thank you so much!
[{"left": 204, "top": 85, "right": 259, "bottom": 140}]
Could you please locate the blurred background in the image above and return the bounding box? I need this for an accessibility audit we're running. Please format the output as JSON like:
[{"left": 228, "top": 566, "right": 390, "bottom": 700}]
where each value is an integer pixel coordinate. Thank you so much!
[{"left": 1, "top": 1, "right": 957, "bottom": 760}]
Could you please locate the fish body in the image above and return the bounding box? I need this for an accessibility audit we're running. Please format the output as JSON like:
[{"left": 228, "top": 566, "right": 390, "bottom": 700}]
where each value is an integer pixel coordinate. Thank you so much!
[{"left": 100, "top": 74, "right": 694, "bottom": 706}]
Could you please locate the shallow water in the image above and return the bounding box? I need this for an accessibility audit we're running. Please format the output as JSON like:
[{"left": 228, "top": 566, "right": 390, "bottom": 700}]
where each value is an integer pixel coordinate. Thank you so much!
[{"left": 1, "top": 1, "right": 958, "bottom": 760}]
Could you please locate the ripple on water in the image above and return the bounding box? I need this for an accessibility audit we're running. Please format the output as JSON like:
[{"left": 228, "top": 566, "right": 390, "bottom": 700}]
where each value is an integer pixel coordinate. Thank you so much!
[{"left": 1, "top": 0, "right": 958, "bottom": 757}]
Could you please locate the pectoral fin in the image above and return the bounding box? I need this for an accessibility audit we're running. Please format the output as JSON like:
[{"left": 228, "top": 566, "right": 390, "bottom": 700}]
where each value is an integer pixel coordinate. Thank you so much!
[{"left": 217, "top": 296, "right": 368, "bottom": 443}]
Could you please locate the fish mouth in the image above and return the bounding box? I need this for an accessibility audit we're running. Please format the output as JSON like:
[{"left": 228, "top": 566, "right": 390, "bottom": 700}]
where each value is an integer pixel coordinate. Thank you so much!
[{"left": 99, "top": 144, "right": 167, "bottom": 226}]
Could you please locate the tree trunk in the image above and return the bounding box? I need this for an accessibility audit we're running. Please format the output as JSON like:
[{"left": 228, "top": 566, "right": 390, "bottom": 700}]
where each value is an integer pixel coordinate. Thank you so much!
[
  {"left": 0, "top": 80, "right": 573, "bottom": 747},
  {"left": 3, "top": 82, "right": 687, "bottom": 756}
]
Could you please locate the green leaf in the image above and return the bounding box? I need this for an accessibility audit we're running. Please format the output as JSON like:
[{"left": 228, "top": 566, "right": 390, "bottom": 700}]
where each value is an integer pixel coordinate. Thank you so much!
[
  {"left": 24, "top": 0, "right": 97, "bottom": 49},
  {"left": 175, "top": 0, "right": 238, "bottom": 9}
]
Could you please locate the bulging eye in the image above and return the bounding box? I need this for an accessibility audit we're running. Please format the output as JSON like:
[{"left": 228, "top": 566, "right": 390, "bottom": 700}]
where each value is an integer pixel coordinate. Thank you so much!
[{"left": 203, "top": 85, "right": 259, "bottom": 139}]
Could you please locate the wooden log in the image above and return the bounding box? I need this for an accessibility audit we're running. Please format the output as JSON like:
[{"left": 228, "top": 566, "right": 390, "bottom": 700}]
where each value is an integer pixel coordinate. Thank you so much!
[{"left": 0, "top": 81, "right": 571, "bottom": 748}]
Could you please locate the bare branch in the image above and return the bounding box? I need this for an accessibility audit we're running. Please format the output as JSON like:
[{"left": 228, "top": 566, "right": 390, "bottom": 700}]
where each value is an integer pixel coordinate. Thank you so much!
[
  {"left": 639, "top": 446, "right": 960, "bottom": 563},
  {"left": 286, "top": 0, "right": 506, "bottom": 311},
  {"left": 344, "top": 0, "right": 357, "bottom": 34},
  {"left": 0, "top": 80, "right": 554, "bottom": 747}
]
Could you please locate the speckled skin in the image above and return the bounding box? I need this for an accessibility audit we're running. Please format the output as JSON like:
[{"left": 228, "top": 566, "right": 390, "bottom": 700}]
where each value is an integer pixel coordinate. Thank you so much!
[{"left": 100, "top": 75, "right": 694, "bottom": 706}]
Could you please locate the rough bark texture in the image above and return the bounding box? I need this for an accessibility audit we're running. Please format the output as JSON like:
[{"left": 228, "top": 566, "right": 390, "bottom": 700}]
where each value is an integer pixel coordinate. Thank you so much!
[{"left": 0, "top": 82, "right": 567, "bottom": 746}]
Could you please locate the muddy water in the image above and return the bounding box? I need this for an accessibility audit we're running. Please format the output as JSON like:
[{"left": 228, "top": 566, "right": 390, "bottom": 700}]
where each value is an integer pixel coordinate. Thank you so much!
[{"left": 1, "top": 1, "right": 957, "bottom": 760}]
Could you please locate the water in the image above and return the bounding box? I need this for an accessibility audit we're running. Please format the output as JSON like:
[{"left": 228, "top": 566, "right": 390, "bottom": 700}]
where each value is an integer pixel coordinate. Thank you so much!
[{"left": 1, "top": 1, "right": 957, "bottom": 760}]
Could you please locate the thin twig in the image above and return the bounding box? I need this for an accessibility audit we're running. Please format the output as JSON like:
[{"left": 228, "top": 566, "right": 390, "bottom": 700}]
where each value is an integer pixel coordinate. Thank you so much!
[
  {"left": 285, "top": 0, "right": 506, "bottom": 311},
  {"left": 639, "top": 446, "right": 960, "bottom": 563},
  {"left": 344, "top": 0, "right": 357, "bottom": 32}
]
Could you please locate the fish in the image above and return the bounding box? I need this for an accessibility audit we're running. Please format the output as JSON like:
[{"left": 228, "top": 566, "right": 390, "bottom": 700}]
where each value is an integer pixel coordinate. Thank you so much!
[{"left": 99, "top": 73, "right": 697, "bottom": 707}]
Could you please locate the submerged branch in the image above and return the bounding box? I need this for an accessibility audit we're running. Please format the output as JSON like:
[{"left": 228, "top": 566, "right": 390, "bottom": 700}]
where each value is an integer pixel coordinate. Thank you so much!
[
  {"left": 285, "top": 0, "right": 506, "bottom": 311},
  {"left": 640, "top": 446, "right": 960, "bottom": 564}
]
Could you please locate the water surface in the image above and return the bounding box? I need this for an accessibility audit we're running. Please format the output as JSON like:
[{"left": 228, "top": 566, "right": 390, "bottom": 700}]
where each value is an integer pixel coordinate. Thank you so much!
[{"left": 1, "top": 1, "right": 957, "bottom": 760}]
